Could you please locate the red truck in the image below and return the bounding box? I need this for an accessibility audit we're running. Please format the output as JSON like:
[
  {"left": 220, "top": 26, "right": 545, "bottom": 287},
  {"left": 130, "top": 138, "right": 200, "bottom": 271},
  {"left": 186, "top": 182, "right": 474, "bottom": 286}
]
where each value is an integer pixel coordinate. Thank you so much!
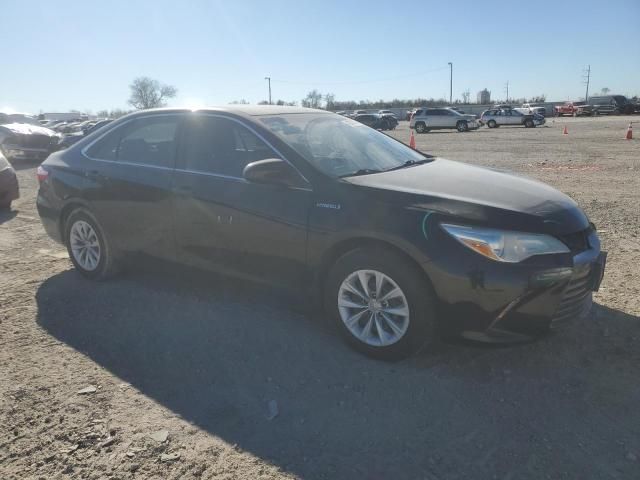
[{"left": 554, "top": 101, "right": 593, "bottom": 117}]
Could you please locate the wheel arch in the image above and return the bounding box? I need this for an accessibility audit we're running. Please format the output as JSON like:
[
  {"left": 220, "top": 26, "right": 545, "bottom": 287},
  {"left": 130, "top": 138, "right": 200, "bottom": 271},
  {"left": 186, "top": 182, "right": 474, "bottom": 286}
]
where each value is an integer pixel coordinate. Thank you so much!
[
  {"left": 58, "top": 198, "right": 93, "bottom": 238},
  {"left": 316, "top": 236, "right": 437, "bottom": 303}
]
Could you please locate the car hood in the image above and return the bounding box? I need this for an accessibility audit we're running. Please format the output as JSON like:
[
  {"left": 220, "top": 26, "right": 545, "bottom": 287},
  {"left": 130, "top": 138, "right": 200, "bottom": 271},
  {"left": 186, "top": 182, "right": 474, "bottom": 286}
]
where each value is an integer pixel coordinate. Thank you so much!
[
  {"left": 343, "top": 158, "right": 589, "bottom": 234},
  {"left": 0, "top": 123, "right": 58, "bottom": 137}
]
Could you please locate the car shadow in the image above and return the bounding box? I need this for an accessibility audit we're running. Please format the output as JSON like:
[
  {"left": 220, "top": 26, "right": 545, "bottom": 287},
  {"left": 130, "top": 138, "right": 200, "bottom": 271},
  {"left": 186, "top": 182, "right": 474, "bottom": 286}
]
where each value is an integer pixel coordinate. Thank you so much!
[
  {"left": 0, "top": 208, "right": 18, "bottom": 224},
  {"left": 36, "top": 267, "right": 640, "bottom": 479}
]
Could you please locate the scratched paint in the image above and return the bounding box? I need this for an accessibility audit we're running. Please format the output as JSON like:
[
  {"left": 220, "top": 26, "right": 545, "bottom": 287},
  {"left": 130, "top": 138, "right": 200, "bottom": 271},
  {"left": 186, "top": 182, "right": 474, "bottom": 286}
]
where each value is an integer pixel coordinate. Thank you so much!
[{"left": 421, "top": 212, "right": 433, "bottom": 240}]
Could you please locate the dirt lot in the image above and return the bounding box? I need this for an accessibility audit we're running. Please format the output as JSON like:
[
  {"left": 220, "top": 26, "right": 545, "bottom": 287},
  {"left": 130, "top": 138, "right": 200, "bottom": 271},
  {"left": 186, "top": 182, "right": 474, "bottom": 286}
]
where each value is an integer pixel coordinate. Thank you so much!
[{"left": 1, "top": 115, "right": 639, "bottom": 480}]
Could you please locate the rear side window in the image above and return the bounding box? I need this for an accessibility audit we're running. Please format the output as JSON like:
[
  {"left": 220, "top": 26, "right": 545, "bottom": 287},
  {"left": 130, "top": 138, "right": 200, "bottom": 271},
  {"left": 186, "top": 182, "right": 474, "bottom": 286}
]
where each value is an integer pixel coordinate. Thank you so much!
[
  {"left": 182, "top": 115, "right": 277, "bottom": 177},
  {"left": 86, "top": 115, "right": 180, "bottom": 168}
]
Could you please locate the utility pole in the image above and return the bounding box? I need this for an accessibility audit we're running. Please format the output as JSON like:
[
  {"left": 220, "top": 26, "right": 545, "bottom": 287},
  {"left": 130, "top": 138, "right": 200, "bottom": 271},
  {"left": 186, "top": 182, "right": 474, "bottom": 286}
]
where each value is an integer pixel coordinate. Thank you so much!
[
  {"left": 582, "top": 65, "right": 591, "bottom": 102},
  {"left": 264, "top": 76, "right": 272, "bottom": 105},
  {"left": 504, "top": 81, "right": 509, "bottom": 103},
  {"left": 448, "top": 62, "right": 453, "bottom": 104}
]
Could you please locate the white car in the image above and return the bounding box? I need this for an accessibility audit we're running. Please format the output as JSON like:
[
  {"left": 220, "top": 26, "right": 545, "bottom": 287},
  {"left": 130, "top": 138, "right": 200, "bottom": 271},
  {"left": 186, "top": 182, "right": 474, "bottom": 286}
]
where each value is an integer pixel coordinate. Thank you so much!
[
  {"left": 480, "top": 107, "right": 545, "bottom": 128},
  {"left": 409, "top": 107, "right": 479, "bottom": 133}
]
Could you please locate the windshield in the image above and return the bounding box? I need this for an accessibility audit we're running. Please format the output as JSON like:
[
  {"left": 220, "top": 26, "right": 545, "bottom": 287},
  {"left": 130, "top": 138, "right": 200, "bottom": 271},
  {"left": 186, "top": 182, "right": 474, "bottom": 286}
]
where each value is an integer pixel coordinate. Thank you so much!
[{"left": 259, "top": 113, "right": 429, "bottom": 178}]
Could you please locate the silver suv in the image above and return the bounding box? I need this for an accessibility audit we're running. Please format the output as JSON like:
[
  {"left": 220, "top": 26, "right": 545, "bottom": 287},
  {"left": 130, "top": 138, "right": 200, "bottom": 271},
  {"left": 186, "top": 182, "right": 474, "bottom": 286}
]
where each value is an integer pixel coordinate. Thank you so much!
[{"left": 409, "top": 108, "right": 479, "bottom": 133}]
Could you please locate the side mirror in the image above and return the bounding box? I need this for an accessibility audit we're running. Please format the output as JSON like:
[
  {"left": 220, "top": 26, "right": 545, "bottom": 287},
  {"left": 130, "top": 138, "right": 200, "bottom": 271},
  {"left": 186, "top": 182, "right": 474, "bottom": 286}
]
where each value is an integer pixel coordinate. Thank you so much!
[{"left": 243, "top": 158, "right": 307, "bottom": 188}]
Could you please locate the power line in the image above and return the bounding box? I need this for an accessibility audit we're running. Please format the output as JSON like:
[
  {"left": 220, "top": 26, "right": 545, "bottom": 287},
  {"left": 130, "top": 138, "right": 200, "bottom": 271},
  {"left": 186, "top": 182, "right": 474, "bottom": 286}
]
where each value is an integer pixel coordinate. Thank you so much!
[{"left": 270, "top": 65, "right": 450, "bottom": 86}]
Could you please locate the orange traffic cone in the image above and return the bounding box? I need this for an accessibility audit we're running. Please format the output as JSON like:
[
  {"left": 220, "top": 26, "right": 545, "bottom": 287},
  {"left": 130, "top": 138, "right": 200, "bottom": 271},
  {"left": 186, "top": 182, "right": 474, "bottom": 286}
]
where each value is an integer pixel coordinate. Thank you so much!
[
  {"left": 626, "top": 122, "right": 633, "bottom": 140},
  {"left": 409, "top": 129, "right": 416, "bottom": 149},
  {"left": 562, "top": 125, "right": 568, "bottom": 135}
]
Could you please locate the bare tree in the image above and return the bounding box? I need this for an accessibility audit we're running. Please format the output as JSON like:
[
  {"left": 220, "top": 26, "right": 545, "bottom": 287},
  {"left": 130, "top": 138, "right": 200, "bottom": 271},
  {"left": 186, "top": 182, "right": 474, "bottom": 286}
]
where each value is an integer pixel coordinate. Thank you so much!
[
  {"left": 128, "top": 77, "right": 177, "bottom": 110},
  {"left": 301, "top": 90, "right": 324, "bottom": 109},
  {"left": 461, "top": 90, "right": 470, "bottom": 103},
  {"left": 229, "top": 99, "right": 250, "bottom": 104},
  {"left": 600, "top": 87, "right": 610, "bottom": 96}
]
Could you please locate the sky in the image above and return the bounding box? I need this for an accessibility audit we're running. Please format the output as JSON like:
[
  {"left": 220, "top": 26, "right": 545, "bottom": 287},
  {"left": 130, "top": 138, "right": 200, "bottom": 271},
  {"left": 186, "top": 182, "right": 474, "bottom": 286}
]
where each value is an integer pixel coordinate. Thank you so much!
[{"left": 2, "top": 0, "right": 639, "bottom": 114}]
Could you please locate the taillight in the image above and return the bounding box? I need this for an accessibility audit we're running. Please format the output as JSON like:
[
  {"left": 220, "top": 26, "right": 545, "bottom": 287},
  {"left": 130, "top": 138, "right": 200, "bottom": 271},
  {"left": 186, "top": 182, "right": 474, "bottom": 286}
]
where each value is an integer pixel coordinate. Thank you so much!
[{"left": 36, "top": 165, "right": 49, "bottom": 183}]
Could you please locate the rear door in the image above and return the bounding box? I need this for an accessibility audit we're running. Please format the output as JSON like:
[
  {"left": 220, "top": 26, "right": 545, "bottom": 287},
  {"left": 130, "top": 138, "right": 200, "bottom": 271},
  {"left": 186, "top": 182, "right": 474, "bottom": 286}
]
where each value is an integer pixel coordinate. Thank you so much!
[
  {"left": 440, "top": 109, "right": 457, "bottom": 128},
  {"left": 82, "top": 114, "right": 182, "bottom": 258},
  {"left": 172, "top": 114, "right": 312, "bottom": 288}
]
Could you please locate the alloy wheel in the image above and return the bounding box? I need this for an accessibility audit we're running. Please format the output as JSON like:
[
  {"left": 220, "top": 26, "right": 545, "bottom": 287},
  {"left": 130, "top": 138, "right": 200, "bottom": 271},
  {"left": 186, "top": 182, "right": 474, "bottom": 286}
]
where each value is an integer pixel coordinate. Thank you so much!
[
  {"left": 337, "top": 269, "right": 410, "bottom": 347},
  {"left": 69, "top": 220, "right": 101, "bottom": 271}
]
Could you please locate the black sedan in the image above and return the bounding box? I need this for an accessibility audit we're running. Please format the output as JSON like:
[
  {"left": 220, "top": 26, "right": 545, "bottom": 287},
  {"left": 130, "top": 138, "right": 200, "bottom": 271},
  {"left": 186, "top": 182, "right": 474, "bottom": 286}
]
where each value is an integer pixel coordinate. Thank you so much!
[
  {"left": 353, "top": 113, "right": 398, "bottom": 130},
  {"left": 36, "top": 106, "right": 606, "bottom": 359}
]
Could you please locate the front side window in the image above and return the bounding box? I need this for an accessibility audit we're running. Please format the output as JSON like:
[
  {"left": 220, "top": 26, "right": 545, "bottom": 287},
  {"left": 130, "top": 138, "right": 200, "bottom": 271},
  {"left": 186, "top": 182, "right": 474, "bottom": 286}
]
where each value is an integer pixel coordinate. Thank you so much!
[
  {"left": 182, "top": 115, "right": 277, "bottom": 177},
  {"left": 259, "top": 113, "right": 429, "bottom": 178},
  {"left": 86, "top": 115, "right": 180, "bottom": 168}
]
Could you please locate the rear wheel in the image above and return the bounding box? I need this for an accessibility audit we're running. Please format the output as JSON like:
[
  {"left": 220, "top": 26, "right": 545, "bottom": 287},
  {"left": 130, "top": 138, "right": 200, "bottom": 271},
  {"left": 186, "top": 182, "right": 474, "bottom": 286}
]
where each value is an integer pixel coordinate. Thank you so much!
[
  {"left": 487, "top": 120, "right": 497, "bottom": 128},
  {"left": 456, "top": 120, "right": 469, "bottom": 132},
  {"left": 325, "top": 248, "right": 437, "bottom": 360},
  {"left": 65, "top": 209, "right": 120, "bottom": 280},
  {"left": 414, "top": 122, "right": 427, "bottom": 134}
]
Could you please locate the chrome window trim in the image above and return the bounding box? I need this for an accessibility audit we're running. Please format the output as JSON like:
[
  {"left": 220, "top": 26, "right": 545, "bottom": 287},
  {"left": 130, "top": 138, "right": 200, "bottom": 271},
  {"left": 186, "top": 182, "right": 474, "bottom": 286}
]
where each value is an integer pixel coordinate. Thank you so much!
[
  {"left": 173, "top": 167, "right": 313, "bottom": 192},
  {"left": 80, "top": 111, "right": 312, "bottom": 189}
]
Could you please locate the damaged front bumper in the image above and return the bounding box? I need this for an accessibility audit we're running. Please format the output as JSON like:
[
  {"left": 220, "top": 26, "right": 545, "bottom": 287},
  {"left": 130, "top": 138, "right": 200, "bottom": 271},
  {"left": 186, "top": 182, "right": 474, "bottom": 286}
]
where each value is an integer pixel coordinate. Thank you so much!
[{"left": 426, "top": 228, "right": 606, "bottom": 344}]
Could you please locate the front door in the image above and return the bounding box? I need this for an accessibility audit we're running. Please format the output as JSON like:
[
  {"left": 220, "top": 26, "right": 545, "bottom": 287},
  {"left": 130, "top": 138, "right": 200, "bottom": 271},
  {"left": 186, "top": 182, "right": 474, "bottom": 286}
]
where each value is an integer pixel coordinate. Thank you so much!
[{"left": 172, "top": 114, "right": 312, "bottom": 288}]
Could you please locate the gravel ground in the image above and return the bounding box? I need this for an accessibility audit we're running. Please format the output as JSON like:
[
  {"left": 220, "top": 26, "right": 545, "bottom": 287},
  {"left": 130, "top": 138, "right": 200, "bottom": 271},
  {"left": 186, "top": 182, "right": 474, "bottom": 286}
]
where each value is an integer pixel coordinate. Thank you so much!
[{"left": 1, "top": 115, "right": 639, "bottom": 480}]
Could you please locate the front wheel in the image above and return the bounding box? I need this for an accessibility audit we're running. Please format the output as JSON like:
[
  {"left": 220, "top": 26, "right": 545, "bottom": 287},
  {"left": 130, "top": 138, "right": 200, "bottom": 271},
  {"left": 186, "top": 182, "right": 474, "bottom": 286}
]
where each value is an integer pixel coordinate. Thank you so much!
[
  {"left": 456, "top": 120, "right": 469, "bottom": 132},
  {"left": 524, "top": 118, "right": 535, "bottom": 128},
  {"left": 325, "top": 248, "right": 437, "bottom": 360},
  {"left": 414, "top": 122, "right": 427, "bottom": 134},
  {"left": 65, "top": 208, "right": 120, "bottom": 280},
  {"left": 487, "top": 119, "right": 497, "bottom": 128}
]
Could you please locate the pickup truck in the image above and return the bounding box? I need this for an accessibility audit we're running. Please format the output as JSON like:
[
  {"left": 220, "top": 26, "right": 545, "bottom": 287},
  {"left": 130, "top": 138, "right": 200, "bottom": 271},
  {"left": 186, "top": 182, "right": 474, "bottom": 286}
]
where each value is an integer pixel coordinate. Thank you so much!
[{"left": 554, "top": 101, "right": 593, "bottom": 117}]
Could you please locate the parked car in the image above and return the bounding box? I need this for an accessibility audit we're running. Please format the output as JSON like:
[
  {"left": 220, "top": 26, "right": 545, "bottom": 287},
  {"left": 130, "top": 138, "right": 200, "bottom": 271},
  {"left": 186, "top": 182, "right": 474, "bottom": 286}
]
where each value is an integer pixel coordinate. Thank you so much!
[
  {"left": 37, "top": 106, "right": 606, "bottom": 359},
  {"left": 554, "top": 102, "right": 592, "bottom": 117},
  {"left": 588, "top": 95, "right": 635, "bottom": 115},
  {"left": 480, "top": 107, "right": 545, "bottom": 128},
  {"left": 57, "top": 119, "right": 114, "bottom": 150},
  {"left": 0, "top": 152, "right": 19, "bottom": 210},
  {"left": 0, "top": 122, "right": 60, "bottom": 161},
  {"left": 410, "top": 107, "right": 479, "bottom": 133},
  {"left": 521, "top": 103, "right": 547, "bottom": 116},
  {"left": 378, "top": 110, "right": 398, "bottom": 118},
  {"left": 353, "top": 113, "right": 397, "bottom": 130},
  {"left": 0, "top": 113, "right": 42, "bottom": 126}
]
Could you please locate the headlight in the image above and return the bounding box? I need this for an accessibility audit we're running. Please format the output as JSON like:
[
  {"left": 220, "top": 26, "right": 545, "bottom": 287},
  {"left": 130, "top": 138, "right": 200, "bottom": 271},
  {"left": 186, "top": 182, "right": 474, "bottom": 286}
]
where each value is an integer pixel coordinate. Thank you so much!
[{"left": 441, "top": 224, "right": 569, "bottom": 262}]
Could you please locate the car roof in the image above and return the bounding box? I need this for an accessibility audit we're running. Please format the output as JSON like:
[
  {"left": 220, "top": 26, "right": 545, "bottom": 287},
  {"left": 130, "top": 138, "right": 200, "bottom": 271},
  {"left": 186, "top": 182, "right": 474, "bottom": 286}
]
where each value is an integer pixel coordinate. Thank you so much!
[{"left": 122, "top": 105, "right": 329, "bottom": 119}]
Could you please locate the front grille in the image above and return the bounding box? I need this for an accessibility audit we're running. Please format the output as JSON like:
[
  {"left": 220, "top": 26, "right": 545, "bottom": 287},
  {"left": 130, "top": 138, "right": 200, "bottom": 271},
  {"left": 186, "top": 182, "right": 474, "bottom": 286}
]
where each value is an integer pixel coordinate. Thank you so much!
[
  {"left": 557, "top": 227, "right": 592, "bottom": 253},
  {"left": 551, "top": 269, "right": 593, "bottom": 326}
]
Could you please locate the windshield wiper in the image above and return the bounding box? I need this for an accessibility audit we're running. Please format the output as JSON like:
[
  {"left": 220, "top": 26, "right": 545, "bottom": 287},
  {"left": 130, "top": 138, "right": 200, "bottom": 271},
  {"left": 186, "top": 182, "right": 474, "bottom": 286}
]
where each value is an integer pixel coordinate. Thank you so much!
[
  {"left": 383, "top": 159, "right": 430, "bottom": 172},
  {"left": 339, "top": 168, "right": 382, "bottom": 178}
]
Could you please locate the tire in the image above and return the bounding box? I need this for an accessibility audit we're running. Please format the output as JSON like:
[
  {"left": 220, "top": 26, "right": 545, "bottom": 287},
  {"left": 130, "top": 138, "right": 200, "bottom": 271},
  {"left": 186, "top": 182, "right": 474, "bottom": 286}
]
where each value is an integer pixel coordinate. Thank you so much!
[
  {"left": 64, "top": 208, "right": 120, "bottom": 280},
  {"left": 456, "top": 120, "right": 468, "bottom": 132},
  {"left": 487, "top": 120, "right": 497, "bottom": 128},
  {"left": 324, "top": 248, "right": 437, "bottom": 360},
  {"left": 524, "top": 118, "right": 534, "bottom": 128},
  {"left": 414, "top": 122, "right": 427, "bottom": 134}
]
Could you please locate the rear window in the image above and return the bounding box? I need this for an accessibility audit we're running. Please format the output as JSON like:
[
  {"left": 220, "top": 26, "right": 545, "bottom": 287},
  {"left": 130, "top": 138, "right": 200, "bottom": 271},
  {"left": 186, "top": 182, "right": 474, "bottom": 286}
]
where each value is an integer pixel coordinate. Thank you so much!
[{"left": 86, "top": 115, "right": 180, "bottom": 168}]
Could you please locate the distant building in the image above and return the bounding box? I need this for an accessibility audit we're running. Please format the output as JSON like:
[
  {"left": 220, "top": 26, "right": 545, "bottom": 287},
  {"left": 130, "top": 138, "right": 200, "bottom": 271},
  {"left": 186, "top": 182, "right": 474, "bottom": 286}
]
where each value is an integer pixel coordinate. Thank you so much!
[{"left": 477, "top": 89, "right": 491, "bottom": 104}]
